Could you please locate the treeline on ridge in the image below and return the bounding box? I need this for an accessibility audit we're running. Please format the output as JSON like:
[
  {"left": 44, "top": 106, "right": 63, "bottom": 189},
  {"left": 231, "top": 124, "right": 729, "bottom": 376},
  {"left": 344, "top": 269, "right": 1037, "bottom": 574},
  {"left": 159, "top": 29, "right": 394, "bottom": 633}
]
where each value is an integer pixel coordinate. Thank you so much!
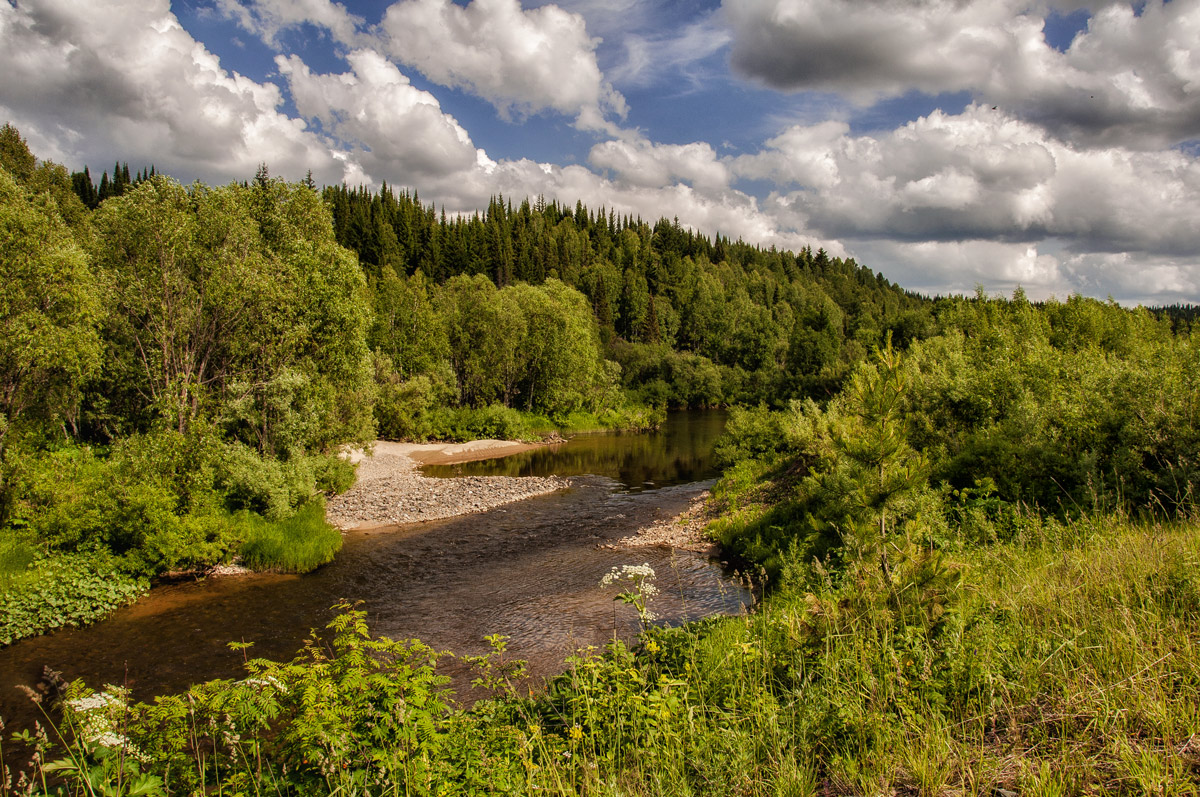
[{"left": 320, "top": 183, "right": 931, "bottom": 412}]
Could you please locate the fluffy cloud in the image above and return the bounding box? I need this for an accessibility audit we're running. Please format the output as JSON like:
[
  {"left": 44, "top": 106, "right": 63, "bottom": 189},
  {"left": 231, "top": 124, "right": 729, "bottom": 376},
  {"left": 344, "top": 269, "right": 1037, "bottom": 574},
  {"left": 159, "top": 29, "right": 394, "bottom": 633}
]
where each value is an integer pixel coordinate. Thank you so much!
[
  {"left": 737, "top": 105, "right": 1200, "bottom": 259},
  {"left": 588, "top": 136, "right": 731, "bottom": 194},
  {"left": 724, "top": 0, "right": 1200, "bottom": 148},
  {"left": 277, "top": 49, "right": 479, "bottom": 183},
  {"left": 725, "top": 0, "right": 1029, "bottom": 100},
  {"left": 1004, "top": 2, "right": 1200, "bottom": 148},
  {"left": 0, "top": 0, "right": 341, "bottom": 183},
  {"left": 216, "top": 0, "right": 362, "bottom": 49},
  {"left": 377, "top": 0, "right": 626, "bottom": 129},
  {"left": 841, "top": 239, "right": 1200, "bottom": 305},
  {"left": 845, "top": 239, "right": 1071, "bottom": 299}
]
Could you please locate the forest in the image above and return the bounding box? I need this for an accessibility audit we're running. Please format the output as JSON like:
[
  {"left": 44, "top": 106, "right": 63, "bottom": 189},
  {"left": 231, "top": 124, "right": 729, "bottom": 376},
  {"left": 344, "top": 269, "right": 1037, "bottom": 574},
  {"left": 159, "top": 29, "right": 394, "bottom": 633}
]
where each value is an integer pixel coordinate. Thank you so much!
[{"left": 4, "top": 121, "right": 1200, "bottom": 794}]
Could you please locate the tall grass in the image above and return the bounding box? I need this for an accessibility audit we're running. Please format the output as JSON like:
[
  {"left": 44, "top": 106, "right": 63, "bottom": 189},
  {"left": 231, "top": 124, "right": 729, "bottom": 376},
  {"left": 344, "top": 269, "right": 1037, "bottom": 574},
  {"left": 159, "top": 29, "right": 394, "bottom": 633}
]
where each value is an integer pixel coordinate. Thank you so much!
[{"left": 237, "top": 500, "right": 342, "bottom": 573}]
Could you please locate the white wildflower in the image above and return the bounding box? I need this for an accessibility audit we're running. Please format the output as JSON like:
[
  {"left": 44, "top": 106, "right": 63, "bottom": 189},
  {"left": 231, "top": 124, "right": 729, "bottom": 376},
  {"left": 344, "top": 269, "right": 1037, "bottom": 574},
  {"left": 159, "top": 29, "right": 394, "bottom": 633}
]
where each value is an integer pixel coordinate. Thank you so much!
[
  {"left": 93, "top": 732, "right": 130, "bottom": 750},
  {"left": 600, "top": 563, "right": 659, "bottom": 624},
  {"left": 600, "top": 563, "right": 656, "bottom": 587},
  {"left": 66, "top": 693, "right": 120, "bottom": 713}
]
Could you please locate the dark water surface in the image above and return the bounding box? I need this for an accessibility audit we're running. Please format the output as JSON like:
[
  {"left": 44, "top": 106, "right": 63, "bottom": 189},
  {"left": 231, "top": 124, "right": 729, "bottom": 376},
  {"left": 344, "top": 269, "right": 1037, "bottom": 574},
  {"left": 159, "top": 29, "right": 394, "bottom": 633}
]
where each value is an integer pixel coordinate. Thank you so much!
[{"left": 0, "top": 410, "right": 749, "bottom": 729}]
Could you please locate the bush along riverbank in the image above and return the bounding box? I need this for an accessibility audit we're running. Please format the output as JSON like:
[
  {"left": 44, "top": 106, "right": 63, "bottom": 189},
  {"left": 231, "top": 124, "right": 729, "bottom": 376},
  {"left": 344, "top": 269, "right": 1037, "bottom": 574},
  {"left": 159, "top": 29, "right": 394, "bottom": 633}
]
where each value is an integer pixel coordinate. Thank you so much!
[{"left": 0, "top": 429, "right": 355, "bottom": 646}]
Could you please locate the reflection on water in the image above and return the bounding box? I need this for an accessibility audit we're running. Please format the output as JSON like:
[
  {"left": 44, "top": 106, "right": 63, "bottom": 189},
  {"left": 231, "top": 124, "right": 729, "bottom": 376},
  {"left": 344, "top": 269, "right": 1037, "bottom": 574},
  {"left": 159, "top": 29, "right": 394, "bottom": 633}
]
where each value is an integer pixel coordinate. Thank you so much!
[
  {"left": 0, "top": 411, "right": 746, "bottom": 731},
  {"left": 423, "top": 409, "right": 728, "bottom": 489}
]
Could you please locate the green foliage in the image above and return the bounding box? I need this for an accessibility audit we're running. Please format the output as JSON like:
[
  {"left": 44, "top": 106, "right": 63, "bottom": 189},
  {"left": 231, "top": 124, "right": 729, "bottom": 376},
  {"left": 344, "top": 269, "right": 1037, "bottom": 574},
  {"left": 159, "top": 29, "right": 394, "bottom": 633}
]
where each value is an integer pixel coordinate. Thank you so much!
[
  {"left": 327, "top": 183, "right": 927, "bottom": 411},
  {"left": 0, "top": 130, "right": 390, "bottom": 641},
  {"left": 0, "top": 551, "right": 147, "bottom": 645},
  {"left": 712, "top": 403, "right": 792, "bottom": 466},
  {"left": 609, "top": 341, "right": 726, "bottom": 409},
  {"left": 10, "top": 438, "right": 229, "bottom": 575},
  {"left": 372, "top": 355, "right": 455, "bottom": 440},
  {"left": 19, "top": 515, "right": 1200, "bottom": 794},
  {"left": 427, "top": 404, "right": 536, "bottom": 442},
  {"left": 311, "top": 451, "right": 357, "bottom": 495},
  {"left": 214, "top": 441, "right": 304, "bottom": 520},
  {"left": 237, "top": 500, "right": 342, "bottom": 573},
  {"left": 0, "top": 165, "right": 102, "bottom": 522},
  {"left": 904, "top": 294, "right": 1200, "bottom": 514},
  {"left": 86, "top": 175, "right": 374, "bottom": 453},
  {"left": 596, "top": 403, "right": 667, "bottom": 433},
  {"left": 0, "top": 532, "right": 38, "bottom": 588},
  {"left": 798, "top": 341, "right": 933, "bottom": 600},
  {"left": 8, "top": 434, "right": 352, "bottom": 583},
  {"left": 46, "top": 602, "right": 456, "bottom": 795}
]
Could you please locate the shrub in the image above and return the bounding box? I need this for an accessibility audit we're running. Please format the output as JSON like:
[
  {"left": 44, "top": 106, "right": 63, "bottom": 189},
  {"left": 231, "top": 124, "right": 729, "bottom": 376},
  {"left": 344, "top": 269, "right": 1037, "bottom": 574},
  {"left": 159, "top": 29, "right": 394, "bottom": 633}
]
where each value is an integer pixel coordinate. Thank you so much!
[
  {"left": 426, "top": 405, "right": 534, "bottom": 442},
  {"left": 712, "top": 404, "right": 789, "bottom": 466},
  {"left": 311, "top": 452, "right": 357, "bottom": 494},
  {"left": 0, "top": 531, "right": 39, "bottom": 589},
  {"left": 0, "top": 550, "right": 147, "bottom": 645},
  {"left": 214, "top": 442, "right": 292, "bottom": 519}
]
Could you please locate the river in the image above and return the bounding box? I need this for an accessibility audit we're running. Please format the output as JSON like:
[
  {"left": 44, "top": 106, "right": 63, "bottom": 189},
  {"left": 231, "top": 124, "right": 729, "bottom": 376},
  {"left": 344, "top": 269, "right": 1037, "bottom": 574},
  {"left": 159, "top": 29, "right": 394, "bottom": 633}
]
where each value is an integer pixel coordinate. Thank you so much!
[{"left": 0, "top": 410, "right": 749, "bottom": 731}]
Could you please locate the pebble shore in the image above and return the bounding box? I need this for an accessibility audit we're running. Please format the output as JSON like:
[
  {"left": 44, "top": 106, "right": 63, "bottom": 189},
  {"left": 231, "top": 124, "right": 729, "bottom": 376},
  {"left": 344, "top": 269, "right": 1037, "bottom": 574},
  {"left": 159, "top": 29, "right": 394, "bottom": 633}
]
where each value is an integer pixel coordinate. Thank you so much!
[
  {"left": 604, "top": 490, "right": 718, "bottom": 555},
  {"left": 325, "top": 441, "right": 568, "bottom": 530}
]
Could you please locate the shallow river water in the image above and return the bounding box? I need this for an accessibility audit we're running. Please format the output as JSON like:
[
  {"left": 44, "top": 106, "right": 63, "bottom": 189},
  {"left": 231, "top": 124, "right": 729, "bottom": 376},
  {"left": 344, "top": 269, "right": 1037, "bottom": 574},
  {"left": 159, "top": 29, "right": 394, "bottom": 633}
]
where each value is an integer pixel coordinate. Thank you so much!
[{"left": 0, "top": 411, "right": 750, "bottom": 728}]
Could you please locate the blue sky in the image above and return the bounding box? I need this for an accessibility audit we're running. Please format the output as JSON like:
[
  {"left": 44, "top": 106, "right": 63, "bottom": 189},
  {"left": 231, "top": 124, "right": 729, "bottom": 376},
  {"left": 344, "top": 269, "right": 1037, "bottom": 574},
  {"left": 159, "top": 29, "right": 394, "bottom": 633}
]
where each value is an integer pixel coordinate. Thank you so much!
[{"left": 2, "top": 0, "right": 1198, "bottom": 303}]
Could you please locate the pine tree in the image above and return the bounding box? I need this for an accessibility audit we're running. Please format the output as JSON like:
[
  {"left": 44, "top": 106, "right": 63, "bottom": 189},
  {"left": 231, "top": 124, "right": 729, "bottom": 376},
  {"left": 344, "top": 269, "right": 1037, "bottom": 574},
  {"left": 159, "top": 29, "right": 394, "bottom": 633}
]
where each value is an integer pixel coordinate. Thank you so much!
[{"left": 829, "top": 336, "right": 927, "bottom": 601}]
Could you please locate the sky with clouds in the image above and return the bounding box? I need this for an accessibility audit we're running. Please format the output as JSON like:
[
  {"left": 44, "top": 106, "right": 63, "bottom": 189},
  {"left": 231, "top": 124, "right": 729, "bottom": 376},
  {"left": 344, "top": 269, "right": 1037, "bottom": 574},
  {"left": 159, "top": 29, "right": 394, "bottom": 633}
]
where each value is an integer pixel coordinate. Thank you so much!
[{"left": 1, "top": 0, "right": 1198, "bottom": 304}]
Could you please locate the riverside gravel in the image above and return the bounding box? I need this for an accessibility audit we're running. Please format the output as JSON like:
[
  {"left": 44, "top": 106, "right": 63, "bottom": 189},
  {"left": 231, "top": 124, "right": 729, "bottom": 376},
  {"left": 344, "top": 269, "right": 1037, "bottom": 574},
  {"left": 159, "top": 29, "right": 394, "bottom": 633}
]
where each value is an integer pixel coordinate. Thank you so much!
[{"left": 326, "top": 447, "right": 568, "bottom": 530}]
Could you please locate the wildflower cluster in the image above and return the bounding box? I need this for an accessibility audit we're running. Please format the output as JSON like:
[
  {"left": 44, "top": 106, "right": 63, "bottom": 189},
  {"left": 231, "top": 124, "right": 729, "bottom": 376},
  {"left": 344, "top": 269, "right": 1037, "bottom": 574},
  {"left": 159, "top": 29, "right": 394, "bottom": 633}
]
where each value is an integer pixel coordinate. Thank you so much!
[
  {"left": 600, "top": 563, "right": 659, "bottom": 623},
  {"left": 64, "top": 687, "right": 142, "bottom": 760}
]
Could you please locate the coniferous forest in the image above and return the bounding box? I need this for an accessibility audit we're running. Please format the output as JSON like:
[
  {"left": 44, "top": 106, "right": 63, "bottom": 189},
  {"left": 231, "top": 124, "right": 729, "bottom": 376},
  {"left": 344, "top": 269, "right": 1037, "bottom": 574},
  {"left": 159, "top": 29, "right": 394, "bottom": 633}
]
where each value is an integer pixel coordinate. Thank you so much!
[{"left": 4, "top": 121, "right": 1200, "bottom": 794}]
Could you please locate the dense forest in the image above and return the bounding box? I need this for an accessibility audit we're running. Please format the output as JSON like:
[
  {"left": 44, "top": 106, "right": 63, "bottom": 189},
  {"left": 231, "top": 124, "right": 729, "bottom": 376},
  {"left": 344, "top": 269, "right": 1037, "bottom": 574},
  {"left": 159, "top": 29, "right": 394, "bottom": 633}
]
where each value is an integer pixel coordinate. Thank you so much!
[
  {"left": 5, "top": 121, "right": 1200, "bottom": 794},
  {"left": 319, "top": 182, "right": 930, "bottom": 413}
]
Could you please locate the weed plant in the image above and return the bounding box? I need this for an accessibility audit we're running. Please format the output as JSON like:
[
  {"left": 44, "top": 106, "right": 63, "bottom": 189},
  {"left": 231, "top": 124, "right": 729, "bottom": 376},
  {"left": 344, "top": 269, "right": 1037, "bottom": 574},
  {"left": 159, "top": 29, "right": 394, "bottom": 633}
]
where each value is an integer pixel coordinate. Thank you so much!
[
  {"left": 0, "top": 551, "right": 147, "bottom": 646},
  {"left": 236, "top": 501, "right": 342, "bottom": 573}
]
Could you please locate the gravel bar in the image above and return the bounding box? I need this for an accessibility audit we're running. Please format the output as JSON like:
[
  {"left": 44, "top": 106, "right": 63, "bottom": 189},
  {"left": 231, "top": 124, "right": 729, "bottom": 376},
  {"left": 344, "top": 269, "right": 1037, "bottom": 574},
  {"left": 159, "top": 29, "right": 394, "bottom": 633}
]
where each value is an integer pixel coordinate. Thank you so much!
[{"left": 326, "top": 441, "right": 568, "bottom": 530}]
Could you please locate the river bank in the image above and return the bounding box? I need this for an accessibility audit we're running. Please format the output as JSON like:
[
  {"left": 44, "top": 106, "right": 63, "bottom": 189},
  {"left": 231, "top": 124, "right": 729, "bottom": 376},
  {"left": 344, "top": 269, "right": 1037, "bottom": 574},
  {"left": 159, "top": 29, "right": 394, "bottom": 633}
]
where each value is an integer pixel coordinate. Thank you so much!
[
  {"left": 325, "top": 439, "right": 570, "bottom": 530},
  {"left": 605, "top": 488, "right": 720, "bottom": 556}
]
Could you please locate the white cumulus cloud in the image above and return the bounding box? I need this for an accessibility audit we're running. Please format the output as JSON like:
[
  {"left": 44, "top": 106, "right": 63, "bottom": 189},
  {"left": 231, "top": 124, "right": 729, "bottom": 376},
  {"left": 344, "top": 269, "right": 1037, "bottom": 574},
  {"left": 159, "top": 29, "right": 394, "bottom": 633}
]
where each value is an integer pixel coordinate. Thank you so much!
[
  {"left": 724, "top": 0, "right": 1200, "bottom": 148},
  {"left": 0, "top": 0, "right": 339, "bottom": 183},
  {"left": 277, "top": 49, "right": 480, "bottom": 183},
  {"left": 377, "top": 0, "right": 626, "bottom": 130},
  {"left": 215, "top": 0, "right": 363, "bottom": 49},
  {"left": 738, "top": 105, "right": 1200, "bottom": 259},
  {"left": 589, "top": 135, "right": 731, "bottom": 194}
]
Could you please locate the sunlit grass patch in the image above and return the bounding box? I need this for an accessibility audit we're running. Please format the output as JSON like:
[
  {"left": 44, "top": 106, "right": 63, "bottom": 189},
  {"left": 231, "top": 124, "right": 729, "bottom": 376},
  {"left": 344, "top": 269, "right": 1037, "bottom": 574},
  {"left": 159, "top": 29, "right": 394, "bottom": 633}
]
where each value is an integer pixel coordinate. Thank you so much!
[{"left": 237, "top": 500, "right": 342, "bottom": 573}]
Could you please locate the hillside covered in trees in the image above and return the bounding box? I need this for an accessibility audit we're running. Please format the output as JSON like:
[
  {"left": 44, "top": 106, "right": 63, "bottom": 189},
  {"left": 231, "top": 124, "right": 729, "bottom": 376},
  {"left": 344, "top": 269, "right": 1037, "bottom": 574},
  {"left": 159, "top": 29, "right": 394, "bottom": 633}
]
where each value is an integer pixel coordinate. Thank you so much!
[{"left": 320, "top": 182, "right": 930, "bottom": 412}]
